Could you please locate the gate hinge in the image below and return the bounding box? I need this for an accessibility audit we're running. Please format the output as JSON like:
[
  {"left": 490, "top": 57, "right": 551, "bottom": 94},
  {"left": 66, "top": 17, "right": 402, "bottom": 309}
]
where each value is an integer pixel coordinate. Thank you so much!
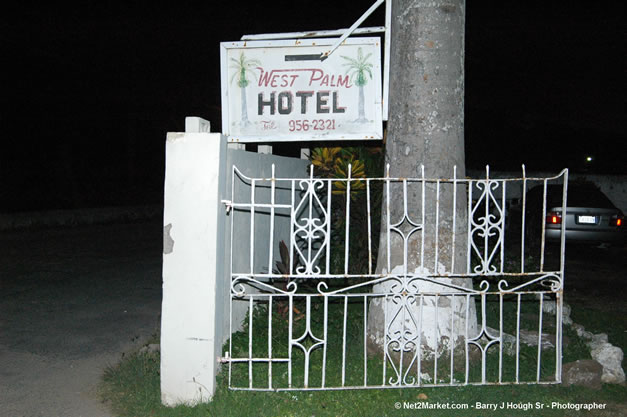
[{"left": 221, "top": 200, "right": 233, "bottom": 213}]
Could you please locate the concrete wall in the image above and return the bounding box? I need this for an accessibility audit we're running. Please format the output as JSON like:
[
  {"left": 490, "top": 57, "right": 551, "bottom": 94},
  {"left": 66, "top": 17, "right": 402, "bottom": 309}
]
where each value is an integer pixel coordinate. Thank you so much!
[{"left": 160, "top": 130, "right": 308, "bottom": 406}]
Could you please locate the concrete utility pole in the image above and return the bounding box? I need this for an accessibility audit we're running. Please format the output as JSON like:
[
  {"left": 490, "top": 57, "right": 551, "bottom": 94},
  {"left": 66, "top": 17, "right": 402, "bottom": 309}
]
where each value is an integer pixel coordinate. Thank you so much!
[{"left": 367, "top": 0, "right": 477, "bottom": 367}]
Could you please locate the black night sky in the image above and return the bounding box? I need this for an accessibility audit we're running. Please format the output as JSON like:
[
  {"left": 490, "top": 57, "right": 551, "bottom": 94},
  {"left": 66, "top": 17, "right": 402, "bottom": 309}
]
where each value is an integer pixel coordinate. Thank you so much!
[{"left": 1, "top": 2, "right": 624, "bottom": 212}]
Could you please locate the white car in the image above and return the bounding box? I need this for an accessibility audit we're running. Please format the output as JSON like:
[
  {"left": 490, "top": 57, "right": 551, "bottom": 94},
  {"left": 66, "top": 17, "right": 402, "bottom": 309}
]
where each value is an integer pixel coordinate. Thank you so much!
[{"left": 525, "top": 184, "right": 624, "bottom": 245}]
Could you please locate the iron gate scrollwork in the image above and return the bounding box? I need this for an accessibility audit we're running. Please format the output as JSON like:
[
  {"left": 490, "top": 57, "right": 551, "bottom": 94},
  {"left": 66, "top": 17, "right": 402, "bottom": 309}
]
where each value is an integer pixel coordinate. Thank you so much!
[{"left": 223, "top": 164, "right": 568, "bottom": 390}]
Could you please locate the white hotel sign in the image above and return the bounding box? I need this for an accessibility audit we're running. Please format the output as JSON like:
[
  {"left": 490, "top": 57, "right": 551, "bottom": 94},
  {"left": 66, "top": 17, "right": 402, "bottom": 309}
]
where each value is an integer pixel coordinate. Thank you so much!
[{"left": 220, "top": 38, "right": 382, "bottom": 143}]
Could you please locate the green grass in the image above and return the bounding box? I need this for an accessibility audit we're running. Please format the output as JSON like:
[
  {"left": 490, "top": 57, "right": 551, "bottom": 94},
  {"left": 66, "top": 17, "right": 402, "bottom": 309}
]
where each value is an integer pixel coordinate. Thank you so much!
[
  {"left": 101, "top": 294, "right": 627, "bottom": 417},
  {"left": 101, "top": 351, "right": 626, "bottom": 417}
]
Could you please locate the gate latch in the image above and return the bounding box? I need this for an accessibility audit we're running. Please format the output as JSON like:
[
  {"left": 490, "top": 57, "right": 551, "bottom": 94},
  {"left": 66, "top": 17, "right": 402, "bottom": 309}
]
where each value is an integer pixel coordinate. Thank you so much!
[{"left": 221, "top": 200, "right": 233, "bottom": 214}]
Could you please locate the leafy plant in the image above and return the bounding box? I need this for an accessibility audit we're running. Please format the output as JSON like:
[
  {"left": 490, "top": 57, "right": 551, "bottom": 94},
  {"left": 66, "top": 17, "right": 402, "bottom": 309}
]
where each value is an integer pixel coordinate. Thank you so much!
[
  {"left": 272, "top": 240, "right": 295, "bottom": 282},
  {"left": 311, "top": 147, "right": 367, "bottom": 198},
  {"left": 272, "top": 240, "right": 303, "bottom": 318}
]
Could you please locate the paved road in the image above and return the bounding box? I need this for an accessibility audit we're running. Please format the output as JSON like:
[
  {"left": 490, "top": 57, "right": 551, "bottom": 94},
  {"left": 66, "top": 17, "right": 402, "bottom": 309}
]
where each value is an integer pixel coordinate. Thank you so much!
[{"left": 0, "top": 221, "right": 162, "bottom": 417}]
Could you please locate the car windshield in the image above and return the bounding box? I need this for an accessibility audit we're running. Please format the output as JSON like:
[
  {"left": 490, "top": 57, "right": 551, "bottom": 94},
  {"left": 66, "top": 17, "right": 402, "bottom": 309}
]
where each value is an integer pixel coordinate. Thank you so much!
[
  {"left": 538, "top": 185, "right": 616, "bottom": 209},
  {"left": 567, "top": 186, "right": 616, "bottom": 208}
]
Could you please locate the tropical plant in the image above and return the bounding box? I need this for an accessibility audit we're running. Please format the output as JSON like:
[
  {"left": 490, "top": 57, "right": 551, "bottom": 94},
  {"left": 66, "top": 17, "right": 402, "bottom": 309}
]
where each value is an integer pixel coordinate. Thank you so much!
[
  {"left": 310, "top": 147, "right": 341, "bottom": 174},
  {"left": 271, "top": 240, "right": 303, "bottom": 318},
  {"left": 341, "top": 47, "right": 373, "bottom": 123},
  {"left": 311, "top": 147, "right": 366, "bottom": 197},
  {"left": 230, "top": 52, "right": 261, "bottom": 125}
]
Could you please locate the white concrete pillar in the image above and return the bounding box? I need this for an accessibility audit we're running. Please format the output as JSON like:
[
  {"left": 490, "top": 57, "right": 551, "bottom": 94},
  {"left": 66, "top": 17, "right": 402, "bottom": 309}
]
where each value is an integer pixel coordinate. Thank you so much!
[
  {"left": 184, "top": 116, "right": 211, "bottom": 133},
  {"left": 161, "top": 132, "right": 227, "bottom": 405}
]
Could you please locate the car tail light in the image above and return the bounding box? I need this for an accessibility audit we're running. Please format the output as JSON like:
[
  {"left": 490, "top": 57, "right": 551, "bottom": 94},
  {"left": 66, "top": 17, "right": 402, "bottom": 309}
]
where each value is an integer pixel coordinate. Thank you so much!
[
  {"left": 546, "top": 212, "right": 562, "bottom": 224},
  {"left": 611, "top": 214, "right": 624, "bottom": 227}
]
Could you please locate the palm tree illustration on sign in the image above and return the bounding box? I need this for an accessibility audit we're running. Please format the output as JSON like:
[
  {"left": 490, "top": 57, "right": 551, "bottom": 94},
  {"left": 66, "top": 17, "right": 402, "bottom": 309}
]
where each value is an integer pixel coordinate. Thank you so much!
[
  {"left": 230, "top": 52, "right": 261, "bottom": 126},
  {"left": 341, "top": 47, "right": 373, "bottom": 123}
]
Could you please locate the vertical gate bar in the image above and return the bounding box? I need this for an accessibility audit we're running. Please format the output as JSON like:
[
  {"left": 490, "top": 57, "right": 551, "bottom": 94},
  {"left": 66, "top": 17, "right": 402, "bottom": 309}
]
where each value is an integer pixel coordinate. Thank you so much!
[
  {"left": 289, "top": 181, "right": 295, "bottom": 275},
  {"left": 228, "top": 166, "right": 235, "bottom": 388},
  {"left": 500, "top": 182, "right": 506, "bottom": 274},
  {"left": 559, "top": 171, "right": 569, "bottom": 277},
  {"left": 536, "top": 295, "right": 544, "bottom": 382},
  {"left": 417, "top": 294, "right": 424, "bottom": 386},
  {"left": 467, "top": 181, "right": 473, "bottom": 274},
  {"left": 400, "top": 290, "right": 407, "bottom": 384},
  {"left": 228, "top": 288, "right": 233, "bottom": 387},
  {"left": 341, "top": 295, "right": 348, "bottom": 386},
  {"left": 450, "top": 294, "right": 455, "bottom": 385},
  {"left": 248, "top": 296, "right": 253, "bottom": 389},
  {"left": 557, "top": 173, "right": 566, "bottom": 379},
  {"left": 540, "top": 179, "right": 548, "bottom": 272},
  {"left": 516, "top": 293, "right": 521, "bottom": 383},
  {"left": 464, "top": 294, "right": 470, "bottom": 384},
  {"left": 367, "top": 180, "right": 373, "bottom": 275},
  {"left": 308, "top": 166, "right": 315, "bottom": 272},
  {"left": 480, "top": 292, "right": 486, "bottom": 384},
  {"left": 483, "top": 168, "right": 490, "bottom": 273},
  {"left": 230, "top": 166, "right": 236, "bottom": 275},
  {"left": 499, "top": 292, "right": 504, "bottom": 383},
  {"left": 363, "top": 295, "right": 368, "bottom": 386},
  {"left": 268, "top": 165, "right": 276, "bottom": 276},
  {"left": 382, "top": 295, "right": 387, "bottom": 386},
  {"left": 402, "top": 178, "right": 409, "bottom": 220},
  {"left": 420, "top": 165, "right": 425, "bottom": 269},
  {"left": 434, "top": 294, "right": 439, "bottom": 384},
  {"left": 521, "top": 165, "right": 527, "bottom": 273},
  {"left": 434, "top": 180, "right": 440, "bottom": 273},
  {"left": 250, "top": 179, "right": 256, "bottom": 274},
  {"left": 304, "top": 296, "right": 311, "bottom": 388},
  {"left": 386, "top": 165, "right": 391, "bottom": 274},
  {"left": 326, "top": 179, "right": 332, "bottom": 275},
  {"left": 451, "top": 167, "right": 457, "bottom": 273},
  {"left": 556, "top": 292, "right": 562, "bottom": 382},
  {"left": 481, "top": 346, "right": 487, "bottom": 384},
  {"left": 322, "top": 296, "right": 328, "bottom": 388},
  {"left": 288, "top": 295, "right": 293, "bottom": 388},
  {"left": 268, "top": 295, "right": 273, "bottom": 389},
  {"left": 344, "top": 165, "right": 352, "bottom": 275},
  {"left": 403, "top": 179, "right": 408, "bottom": 274}
]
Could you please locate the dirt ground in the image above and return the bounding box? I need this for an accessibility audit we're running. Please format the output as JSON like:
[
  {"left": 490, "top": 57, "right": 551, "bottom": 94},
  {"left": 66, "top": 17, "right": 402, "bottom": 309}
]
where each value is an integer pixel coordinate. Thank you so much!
[
  {"left": 0, "top": 221, "right": 163, "bottom": 417},
  {"left": 561, "top": 243, "right": 627, "bottom": 315}
]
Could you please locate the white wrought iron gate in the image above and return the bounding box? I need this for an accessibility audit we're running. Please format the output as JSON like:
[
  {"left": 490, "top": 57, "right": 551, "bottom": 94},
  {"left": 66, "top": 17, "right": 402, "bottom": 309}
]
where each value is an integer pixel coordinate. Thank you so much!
[{"left": 222, "top": 164, "right": 568, "bottom": 390}]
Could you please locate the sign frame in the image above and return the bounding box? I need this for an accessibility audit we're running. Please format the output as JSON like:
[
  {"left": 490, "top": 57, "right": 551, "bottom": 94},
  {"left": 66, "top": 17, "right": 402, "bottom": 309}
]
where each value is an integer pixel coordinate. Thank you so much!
[{"left": 220, "top": 37, "right": 383, "bottom": 143}]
